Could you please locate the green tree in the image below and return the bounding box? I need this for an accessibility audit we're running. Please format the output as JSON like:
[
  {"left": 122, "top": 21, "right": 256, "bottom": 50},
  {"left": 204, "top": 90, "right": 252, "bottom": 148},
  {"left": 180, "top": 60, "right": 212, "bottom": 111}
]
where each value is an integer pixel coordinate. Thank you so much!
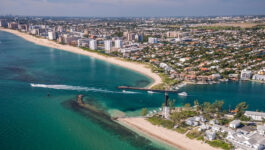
[
  {"left": 212, "top": 100, "right": 224, "bottom": 113},
  {"left": 202, "top": 102, "right": 211, "bottom": 113},
  {"left": 184, "top": 103, "right": 191, "bottom": 109},
  {"left": 235, "top": 102, "right": 248, "bottom": 118},
  {"left": 194, "top": 100, "right": 200, "bottom": 111},
  {"left": 169, "top": 99, "right": 176, "bottom": 111},
  {"left": 171, "top": 112, "right": 180, "bottom": 124},
  {"left": 141, "top": 108, "right": 148, "bottom": 116}
]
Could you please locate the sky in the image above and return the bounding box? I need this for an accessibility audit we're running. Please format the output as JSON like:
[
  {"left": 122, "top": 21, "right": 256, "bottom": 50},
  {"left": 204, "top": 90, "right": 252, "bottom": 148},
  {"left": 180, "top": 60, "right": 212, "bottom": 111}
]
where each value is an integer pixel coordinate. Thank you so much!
[{"left": 0, "top": 0, "right": 265, "bottom": 17}]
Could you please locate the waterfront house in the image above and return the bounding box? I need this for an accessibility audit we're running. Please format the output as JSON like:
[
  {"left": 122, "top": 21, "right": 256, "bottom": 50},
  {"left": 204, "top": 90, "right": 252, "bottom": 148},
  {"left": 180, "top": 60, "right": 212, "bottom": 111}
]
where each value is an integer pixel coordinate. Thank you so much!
[
  {"left": 245, "top": 111, "right": 265, "bottom": 121},
  {"left": 252, "top": 74, "right": 265, "bottom": 81},
  {"left": 240, "top": 69, "right": 252, "bottom": 80},
  {"left": 228, "top": 74, "right": 239, "bottom": 80}
]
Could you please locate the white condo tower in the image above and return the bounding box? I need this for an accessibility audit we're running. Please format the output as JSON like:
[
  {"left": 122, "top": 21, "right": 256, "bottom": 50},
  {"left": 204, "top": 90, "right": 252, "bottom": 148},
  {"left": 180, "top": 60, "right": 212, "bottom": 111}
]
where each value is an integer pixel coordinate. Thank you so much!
[
  {"left": 104, "top": 40, "right": 112, "bottom": 53},
  {"left": 89, "top": 40, "right": 97, "bottom": 50},
  {"left": 115, "top": 39, "right": 123, "bottom": 48}
]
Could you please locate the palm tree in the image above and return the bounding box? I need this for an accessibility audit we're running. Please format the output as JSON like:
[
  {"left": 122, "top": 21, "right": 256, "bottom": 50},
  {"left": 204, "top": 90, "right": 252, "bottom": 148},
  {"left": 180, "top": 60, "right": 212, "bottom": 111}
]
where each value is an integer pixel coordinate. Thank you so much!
[
  {"left": 169, "top": 99, "right": 176, "bottom": 112},
  {"left": 193, "top": 100, "right": 200, "bottom": 112}
]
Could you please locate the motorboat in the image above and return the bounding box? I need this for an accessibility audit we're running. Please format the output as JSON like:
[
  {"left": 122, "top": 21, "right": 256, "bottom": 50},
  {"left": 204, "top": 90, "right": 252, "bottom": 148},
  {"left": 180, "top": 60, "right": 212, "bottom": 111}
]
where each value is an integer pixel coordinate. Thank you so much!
[
  {"left": 178, "top": 92, "right": 187, "bottom": 96},
  {"left": 147, "top": 91, "right": 155, "bottom": 94}
]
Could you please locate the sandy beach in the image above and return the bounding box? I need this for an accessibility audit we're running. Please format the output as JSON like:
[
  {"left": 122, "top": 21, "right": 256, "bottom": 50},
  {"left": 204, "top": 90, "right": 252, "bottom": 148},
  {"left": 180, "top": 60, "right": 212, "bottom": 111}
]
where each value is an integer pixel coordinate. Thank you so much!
[
  {"left": 118, "top": 117, "right": 220, "bottom": 150},
  {"left": 0, "top": 28, "right": 162, "bottom": 88}
]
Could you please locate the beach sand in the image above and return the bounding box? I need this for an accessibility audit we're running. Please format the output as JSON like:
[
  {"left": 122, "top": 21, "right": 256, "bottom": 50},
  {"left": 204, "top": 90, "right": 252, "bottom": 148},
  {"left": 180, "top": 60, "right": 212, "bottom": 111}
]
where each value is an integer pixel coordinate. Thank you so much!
[
  {"left": 118, "top": 117, "right": 220, "bottom": 150},
  {"left": 0, "top": 28, "right": 162, "bottom": 88}
]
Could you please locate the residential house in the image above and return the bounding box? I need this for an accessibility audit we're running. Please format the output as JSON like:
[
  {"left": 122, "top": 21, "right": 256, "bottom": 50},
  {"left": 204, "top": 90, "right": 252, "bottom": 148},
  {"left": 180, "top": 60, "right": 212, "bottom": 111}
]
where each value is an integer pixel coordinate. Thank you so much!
[
  {"left": 245, "top": 111, "right": 265, "bottom": 121},
  {"left": 241, "top": 69, "right": 252, "bottom": 80},
  {"left": 229, "top": 120, "right": 241, "bottom": 128},
  {"left": 257, "top": 125, "right": 265, "bottom": 135},
  {"left": 205, "top": 130, "right": 216, "bottom": 141},
  {"left": 185, "top": 117, "right": 199, "bottom": 126},
  {"left": 252, "top": 74, "right": 265, "bottom": 81},
  {"left": 227, "top": 131, "right": 265, "bottom": 150}
]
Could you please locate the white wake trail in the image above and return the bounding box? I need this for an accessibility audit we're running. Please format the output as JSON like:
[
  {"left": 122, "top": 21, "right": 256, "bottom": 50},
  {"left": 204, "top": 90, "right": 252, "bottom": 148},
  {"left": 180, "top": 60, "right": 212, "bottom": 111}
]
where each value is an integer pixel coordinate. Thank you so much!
[{"left": 30, "top": 83, "right": 139, "bottom": 94}]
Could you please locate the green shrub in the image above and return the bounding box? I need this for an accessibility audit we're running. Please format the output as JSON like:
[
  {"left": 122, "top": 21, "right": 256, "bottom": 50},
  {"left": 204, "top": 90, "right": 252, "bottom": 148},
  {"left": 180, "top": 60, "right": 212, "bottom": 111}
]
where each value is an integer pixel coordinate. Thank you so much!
[
  {"left": 239, "top": 115, "right": 251, "bottom": 121},
  {"left": 151, "top": 83, "right": 165, "bottom": 90},
  {"left": 147, "top": 116, "right": 174, "bottom": 129},
  {"left": 207, "top": 140, "right": 233, "bottom": 150},
  {"left": 186, "top": 130, "right": 201, "bottom": 139},
  {"left": 197, "top": 136, "right": 204, "bottom": 141},
  {"left": 141, "top": 108, "right": 148, "bottom": 116},
  {"left": 218, "top": 118, "right": 231, "bottom": 125},
  {"left": 174, "top": 127, "right": 188, "bottom": 134}
]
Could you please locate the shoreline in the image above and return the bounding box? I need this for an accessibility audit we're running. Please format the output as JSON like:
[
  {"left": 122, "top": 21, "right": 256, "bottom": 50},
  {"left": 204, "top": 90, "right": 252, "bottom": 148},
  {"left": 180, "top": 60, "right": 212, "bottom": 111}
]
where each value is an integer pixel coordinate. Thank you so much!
[
  {"left": 0, "top": 28, "right": 162, "bottom": 88},
  {"left": 117, "top": 117, "right": 220, "bottom": 150}
]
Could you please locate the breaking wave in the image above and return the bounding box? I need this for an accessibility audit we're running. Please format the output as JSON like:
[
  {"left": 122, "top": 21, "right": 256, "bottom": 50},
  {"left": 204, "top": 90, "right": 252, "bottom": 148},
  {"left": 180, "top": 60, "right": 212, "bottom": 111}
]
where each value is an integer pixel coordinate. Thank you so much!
[{"left": 30, "top": 83, "right": 139, "bottom": 94}]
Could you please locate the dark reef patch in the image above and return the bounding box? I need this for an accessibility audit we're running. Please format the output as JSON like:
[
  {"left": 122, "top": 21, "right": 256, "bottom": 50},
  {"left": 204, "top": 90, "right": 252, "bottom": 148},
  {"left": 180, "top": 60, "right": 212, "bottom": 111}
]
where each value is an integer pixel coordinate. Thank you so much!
[
  {"left": 134, "top": 80, "right": 150, "bottom": 87},
  {"left": 61, "top": 98, "right": 165, "bottom": 150}
]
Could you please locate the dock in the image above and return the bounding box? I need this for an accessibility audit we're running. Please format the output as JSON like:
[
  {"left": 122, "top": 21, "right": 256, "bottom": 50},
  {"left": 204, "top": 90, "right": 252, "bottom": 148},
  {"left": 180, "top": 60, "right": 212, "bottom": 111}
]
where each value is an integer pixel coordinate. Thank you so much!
[{"left": 117, "top": 86, "right": 178, "bottom": 93}]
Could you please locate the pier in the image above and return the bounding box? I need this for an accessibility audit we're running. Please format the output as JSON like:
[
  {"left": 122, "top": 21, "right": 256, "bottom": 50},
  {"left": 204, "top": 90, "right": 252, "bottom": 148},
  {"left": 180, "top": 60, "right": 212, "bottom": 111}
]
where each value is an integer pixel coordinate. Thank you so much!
[{"left": 117, "top": 86, "right": 178, "bottom": 93}]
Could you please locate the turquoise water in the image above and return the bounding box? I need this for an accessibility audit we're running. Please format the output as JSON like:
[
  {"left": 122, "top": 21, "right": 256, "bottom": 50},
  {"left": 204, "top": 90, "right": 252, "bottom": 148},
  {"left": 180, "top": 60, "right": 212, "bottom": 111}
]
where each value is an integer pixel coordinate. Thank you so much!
[
  {"left": 0, "top": 31, "right": 264, "bottom": 150},
  {"left": 179, "top": 81, "right": 265, "bottom": 110}
]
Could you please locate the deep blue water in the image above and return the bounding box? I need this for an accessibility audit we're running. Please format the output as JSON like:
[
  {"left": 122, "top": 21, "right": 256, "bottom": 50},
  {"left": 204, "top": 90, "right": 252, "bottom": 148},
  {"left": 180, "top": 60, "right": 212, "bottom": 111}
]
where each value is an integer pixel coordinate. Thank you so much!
[{"left": 0, "top": 31, "right": 264, "bottom": 150}]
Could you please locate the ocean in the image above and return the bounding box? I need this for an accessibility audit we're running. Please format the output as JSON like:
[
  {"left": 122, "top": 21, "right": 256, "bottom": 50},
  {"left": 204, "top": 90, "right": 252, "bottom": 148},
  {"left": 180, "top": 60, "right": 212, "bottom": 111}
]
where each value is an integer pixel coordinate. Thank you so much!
[{"left": 0, "top": 31, "right": 264, "bottom": 150}]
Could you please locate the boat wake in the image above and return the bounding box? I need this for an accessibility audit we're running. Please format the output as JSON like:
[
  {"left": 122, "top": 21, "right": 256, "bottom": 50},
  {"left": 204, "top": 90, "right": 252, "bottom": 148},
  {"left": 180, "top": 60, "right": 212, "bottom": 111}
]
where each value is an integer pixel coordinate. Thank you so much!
[
  {"left": 122, "top": 90, "right": 138, "bottom": 94},
  {"left": 30, "top": 83, "right": 139, "bottom": 94}
]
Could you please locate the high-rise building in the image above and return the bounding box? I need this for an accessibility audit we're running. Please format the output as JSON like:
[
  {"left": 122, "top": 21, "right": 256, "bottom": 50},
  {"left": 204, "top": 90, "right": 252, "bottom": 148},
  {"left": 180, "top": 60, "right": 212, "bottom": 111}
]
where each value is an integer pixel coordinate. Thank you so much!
[
  {"left": 104, "top": 40, "right": 112, "bottom": 53},
  {"left": 135, "top": 33, "right": 144, "bottom": 42},
  {"left": 148, "top": 37, "right": 158, "bottom": 44},
  {"left": 8, "top": 22, "right": 18, "bottom": 29},
  {"left": 57, "top": 26, "right": 65, "bottom": 32},
  {"left": 127, "top": 33, "right": 135, "bottom": 41},
  {"left": 0, "top": 19, "right": 8, "bottom": 27},
  {"left": 123, "top": 31, "right": 129, "bottom": 37},
  {"left": 78, "top": 39, "right": 90, "bottom": 48},
  {"left": 48, "top": 31, "right": 57, "bottom": 40},
  {"left": 18, "top": 24, "right": 28, "bottom": 31},
  {"left": 115, "top": 39, "right": 123, "bottom": 48},
  {"left": 89, "top": 40, "right": 97, "bottom": 50},
  {"left": 84, "top": 29, "right": 89, "bottom": 35},
  {"left": 166, "top": 31, "right": 179, "bottom": 38}
]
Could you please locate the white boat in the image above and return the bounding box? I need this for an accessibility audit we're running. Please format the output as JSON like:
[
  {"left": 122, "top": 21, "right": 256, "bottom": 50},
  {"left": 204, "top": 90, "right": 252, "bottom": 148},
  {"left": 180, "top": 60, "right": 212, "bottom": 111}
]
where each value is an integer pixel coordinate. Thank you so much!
[
  {"left": 178, "top": 92, "right": 187, "bottom": 96},
  {"left": 147, "top": 91, "right": 155, "bottom": 94},
  {"left": 122, "top": 90, "right": 126, "bottom": 93}
]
